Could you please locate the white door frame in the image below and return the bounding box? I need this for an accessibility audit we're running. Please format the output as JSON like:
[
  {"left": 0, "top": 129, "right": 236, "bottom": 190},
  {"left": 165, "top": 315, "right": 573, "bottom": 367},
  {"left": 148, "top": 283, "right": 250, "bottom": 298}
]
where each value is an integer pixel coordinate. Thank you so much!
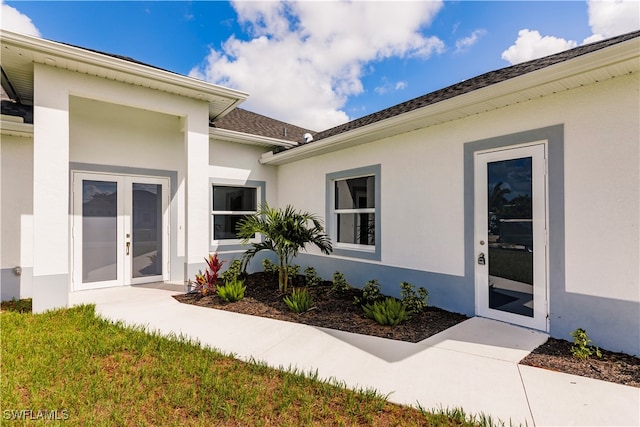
[
  {"left": 474, "top": 142, "right": 549, "bottom": 331},
  {"left": 72, "top": 171, "right": 170, "bottom": 291}
]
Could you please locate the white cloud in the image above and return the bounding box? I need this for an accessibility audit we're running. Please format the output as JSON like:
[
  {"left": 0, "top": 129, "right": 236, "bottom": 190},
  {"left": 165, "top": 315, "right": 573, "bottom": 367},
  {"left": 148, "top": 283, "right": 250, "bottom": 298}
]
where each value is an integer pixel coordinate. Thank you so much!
[
  {"left": 455, "top": 29, "right": 486, "bottom": 53},
  {"left": 502, "top": 0, "right": 639, "bottom": 65},
  {"left": 1, "top": 0, "right": 41, "bottom": 37},
  {"left": 501, "top": 30, "right": 577, "bottom": 65},
  {"left": 395, "top": 81, "right": 408, "bottom": 91},
  {"left": 191, "top": 0, "right": 444, "bottom": 130},
  {"left": 374, "top": 78, "right": 408, "bottom": 95},
  {"left": 585, "top": 0, "right": 640, "bottom": 42}
]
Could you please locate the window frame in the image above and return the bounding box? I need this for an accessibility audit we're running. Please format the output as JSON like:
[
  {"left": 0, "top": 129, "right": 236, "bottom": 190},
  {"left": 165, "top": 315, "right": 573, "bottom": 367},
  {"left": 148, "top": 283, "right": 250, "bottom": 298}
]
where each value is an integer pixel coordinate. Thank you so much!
[
  {"left": 210, "top": 180, "right": 265, "bottom": 251},
  {"left": 326, "top": 165, "right": 381, "bottom": 260}
]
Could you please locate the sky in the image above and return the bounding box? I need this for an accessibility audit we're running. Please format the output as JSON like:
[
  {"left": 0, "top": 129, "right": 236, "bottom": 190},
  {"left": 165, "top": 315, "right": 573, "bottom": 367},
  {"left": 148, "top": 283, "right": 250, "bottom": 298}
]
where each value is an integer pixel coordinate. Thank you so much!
[{"left": 2, "top": 1, "right": 639, "bottom": 132}]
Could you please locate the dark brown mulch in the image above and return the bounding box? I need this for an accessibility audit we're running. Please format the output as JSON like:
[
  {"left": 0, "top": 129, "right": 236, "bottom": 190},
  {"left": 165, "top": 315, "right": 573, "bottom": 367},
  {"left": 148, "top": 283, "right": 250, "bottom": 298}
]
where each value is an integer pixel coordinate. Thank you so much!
[
  {"left": 173, "top": 272, "right": 468, "bottom": 343},
  {"left": 520, "top": 337, "right": 640, "bottom": 388},
  {"left": 174, "top": 272, "right": 640, "bottom": 388}
]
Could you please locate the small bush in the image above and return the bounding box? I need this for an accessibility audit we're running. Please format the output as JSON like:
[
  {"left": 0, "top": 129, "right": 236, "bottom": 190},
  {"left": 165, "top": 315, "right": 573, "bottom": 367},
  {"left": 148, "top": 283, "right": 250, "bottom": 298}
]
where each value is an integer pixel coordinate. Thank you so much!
[
  {"left": 193, "top": 253, "right": 225, "bottom": 296},
  {"left": 354, "top": 279, "right": 383, "bottom": 306},
  {"left": 221, "top": 259, "right": 244, "bottom": 283},
  {"left": 570, "top": 328, "right": 602, "bottom": 359},
  {"left": 283, "top": 288, "right": 314, "bottom": 314},
  {"left": 0, "top": 298, "right": 32, "bottom": 313},
  {"left": 400, "top": 282, "right": 429, "bottom": 315},
  {"left": 362, "top": 298, "right": 409, "bottom": 327},
  {"left": 288, "top": 264, "right": 301, "bottom": 279},
  {"left": 332, "top": 271, "right": 350, "bottom": 293},
  {"left": 262, "top": 259, "right": 279, "bottom": 274},
  {"left": 304, "top": 266, "right": 321, "bottom": 287},
  {"left": 216, "top": 278, "right": 247, "bottom": 303}
]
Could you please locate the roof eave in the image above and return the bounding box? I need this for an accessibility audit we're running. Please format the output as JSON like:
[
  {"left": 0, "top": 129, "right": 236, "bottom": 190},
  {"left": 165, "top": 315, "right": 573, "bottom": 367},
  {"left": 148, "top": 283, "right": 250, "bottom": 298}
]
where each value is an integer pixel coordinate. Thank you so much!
[
  {"left": 261, "top": 36, "right": 639, "bottom": 166},
  {"left": 211, "top": 127, "right": 298, "bottom": 148},
  {"left": 1, "top": 30, "right": 249, "bottom": 117}
]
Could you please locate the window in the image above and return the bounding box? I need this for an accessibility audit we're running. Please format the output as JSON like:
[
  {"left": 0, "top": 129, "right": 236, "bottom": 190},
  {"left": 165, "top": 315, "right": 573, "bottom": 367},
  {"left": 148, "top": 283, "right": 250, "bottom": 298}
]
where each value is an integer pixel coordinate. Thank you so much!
[
  {"left": 327, "top": 165, "right": 381, "bottom": 260},
  {"left": 335, "top": 176, "right": 375, "bottom": 245},
  {"left": 212, "top": 185, "right": 257, "bottom": 240}
]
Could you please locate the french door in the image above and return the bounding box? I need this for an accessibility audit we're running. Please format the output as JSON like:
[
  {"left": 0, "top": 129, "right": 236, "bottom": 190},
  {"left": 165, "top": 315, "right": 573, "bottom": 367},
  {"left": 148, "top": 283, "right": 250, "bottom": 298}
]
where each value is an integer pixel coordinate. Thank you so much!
[
  {"left": 474, "top": 144, "right": 548, "bottom": 331},
  {"left": 72, "top": 172, "right": 169, "bottom": 291}
]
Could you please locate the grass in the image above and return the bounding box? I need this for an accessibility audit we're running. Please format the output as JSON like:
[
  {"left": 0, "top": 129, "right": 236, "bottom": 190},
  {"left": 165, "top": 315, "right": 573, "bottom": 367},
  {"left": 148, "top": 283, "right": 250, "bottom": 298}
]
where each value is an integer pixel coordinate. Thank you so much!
[
  {"left": 488, "top": 248, "right": 533, "bottom": 285},
  {"left": 0, "top": 302, "right": 498, "bottom": 426}
]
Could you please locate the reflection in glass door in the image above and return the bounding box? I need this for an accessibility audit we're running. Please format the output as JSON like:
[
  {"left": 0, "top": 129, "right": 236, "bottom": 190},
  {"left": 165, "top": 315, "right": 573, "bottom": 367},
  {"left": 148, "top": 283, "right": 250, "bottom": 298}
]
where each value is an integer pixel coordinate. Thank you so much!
[
  {"left": 487, "top": 157, "right": 534, "bottom": 317},
  {"left": 82, "top": 180, "right": 119, "bottom": 283},
  {"left": 474, "top": 144, "right": 547, "bottom": 331},
  {"left": 131, "top": 183, "right": 163, "bottom": 279}
]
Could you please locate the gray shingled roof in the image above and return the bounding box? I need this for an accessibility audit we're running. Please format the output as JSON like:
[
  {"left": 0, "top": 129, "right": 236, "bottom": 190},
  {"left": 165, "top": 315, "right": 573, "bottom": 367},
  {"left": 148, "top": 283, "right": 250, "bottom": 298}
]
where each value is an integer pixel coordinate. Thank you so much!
[
  {"left": 212, "top": 108, "right": 315, "bottom": 143},
  {"left": 308, "top": 30, "right": 640, "bottom": 143}
]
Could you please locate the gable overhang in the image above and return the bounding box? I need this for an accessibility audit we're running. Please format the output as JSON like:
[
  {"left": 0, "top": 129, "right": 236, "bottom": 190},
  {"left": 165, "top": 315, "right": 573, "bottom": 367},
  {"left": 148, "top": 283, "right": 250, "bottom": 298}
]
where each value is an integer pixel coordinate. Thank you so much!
[
  {"left": 261, "top": 36, "right": 639, "bottom": 166},
  {"left": 1, "top": 30, "right": 248, "bottom": 120}
]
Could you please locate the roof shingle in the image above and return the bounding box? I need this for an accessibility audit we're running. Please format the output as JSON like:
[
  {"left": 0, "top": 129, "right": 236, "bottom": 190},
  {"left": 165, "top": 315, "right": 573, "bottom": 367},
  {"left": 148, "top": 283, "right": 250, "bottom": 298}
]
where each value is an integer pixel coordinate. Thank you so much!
[
  {"left": 213, "top": 108, "right": 315, "bottom": 143},
  {"left": 309, "top": 30, "right": 640, "bottom": 143}
]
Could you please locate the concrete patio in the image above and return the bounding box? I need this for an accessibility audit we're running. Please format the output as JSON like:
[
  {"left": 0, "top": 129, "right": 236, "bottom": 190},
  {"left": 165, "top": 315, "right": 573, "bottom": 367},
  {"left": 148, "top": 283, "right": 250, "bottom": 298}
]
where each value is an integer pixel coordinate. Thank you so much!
[{"left": 69, "top": 286, "right": 640, "bottom": 426}]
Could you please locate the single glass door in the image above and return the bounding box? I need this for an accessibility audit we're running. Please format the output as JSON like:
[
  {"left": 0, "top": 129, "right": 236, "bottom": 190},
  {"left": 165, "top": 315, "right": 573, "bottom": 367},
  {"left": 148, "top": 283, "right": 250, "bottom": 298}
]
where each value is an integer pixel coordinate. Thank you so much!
[{"left": 474, "top": 144, "right": 548, "bottom": 331}]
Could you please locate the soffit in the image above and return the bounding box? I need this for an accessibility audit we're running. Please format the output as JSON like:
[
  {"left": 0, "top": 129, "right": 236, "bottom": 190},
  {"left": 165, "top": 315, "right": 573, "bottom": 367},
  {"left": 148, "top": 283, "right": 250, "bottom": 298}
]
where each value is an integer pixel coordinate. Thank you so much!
[{"left": 0, "top": 31, "right": 247, "bottom": 119}]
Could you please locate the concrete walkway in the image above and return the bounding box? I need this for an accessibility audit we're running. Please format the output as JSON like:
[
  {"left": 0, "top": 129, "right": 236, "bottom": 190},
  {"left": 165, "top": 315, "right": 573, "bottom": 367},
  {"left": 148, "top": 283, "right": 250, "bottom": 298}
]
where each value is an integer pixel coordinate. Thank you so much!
[{"left": 69, "top": 286, "right": 640, "bottom": 426}]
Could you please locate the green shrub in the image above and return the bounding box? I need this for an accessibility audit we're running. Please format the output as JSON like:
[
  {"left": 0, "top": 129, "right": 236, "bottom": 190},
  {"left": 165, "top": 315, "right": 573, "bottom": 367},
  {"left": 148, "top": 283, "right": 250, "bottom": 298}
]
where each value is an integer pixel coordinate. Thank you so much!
[
  {"left": 570, "top": 328, "right": 602, "bottom": 359},
  {"left": 0, "top": 298, "right": 32, "bottom": 313},
  {"left": 262, "top": 258, "right": 279, "bottom": 274},
  {"left": 304, "top": 266, "right": 321, "bottom": 287},
  {"left": 362, "top": 298, "right": 409, "bottom": 327},
  {"left": 283, "top": 288, "right": 314, "bottom": 314},
  {"left": 332, "top": 271, "right": 350, "bottom": 293},
  {"left": 216, "top": 279, "right": 247, "bottom": 303},
  {"left": 400, "top": 282, "right": 429, "bottom": 315},
  {"left": 221, "top": 259, "right": 244, "bottom": 283},
  {"left": 288, "top": 264, "right": 300, "bottom": 279},
  {"left": 354, "top": 279, "right": 383, "bottom": 306}
]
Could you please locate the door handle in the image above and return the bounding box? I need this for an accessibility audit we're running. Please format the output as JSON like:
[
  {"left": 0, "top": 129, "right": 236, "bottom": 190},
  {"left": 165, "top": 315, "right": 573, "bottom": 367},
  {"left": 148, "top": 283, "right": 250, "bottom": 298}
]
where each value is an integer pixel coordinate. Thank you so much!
[
  {"left": 477, "top": 252, "right": 485, "bottom": 265},
  {"left": 126, "top": 241, "right": 130, "bottom": 256}
]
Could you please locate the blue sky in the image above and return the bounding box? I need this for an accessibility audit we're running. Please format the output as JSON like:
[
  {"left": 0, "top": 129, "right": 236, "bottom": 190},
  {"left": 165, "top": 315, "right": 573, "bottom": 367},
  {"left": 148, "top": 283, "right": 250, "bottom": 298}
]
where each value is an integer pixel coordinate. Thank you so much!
[{"left": 2, "top": 1, "right": 639, "bottom": 131}]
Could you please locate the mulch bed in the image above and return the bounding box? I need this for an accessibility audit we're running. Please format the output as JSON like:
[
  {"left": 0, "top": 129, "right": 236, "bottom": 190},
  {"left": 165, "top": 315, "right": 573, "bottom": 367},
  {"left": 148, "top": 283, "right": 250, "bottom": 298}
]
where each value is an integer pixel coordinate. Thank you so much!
[
  {"left": 520, "top": 338, "right": 640, "bottom": 387},
  {"left": 174, "top": 272, "right": 468, "bottom": 343},
  {"left": 174, "top": 272, "right": 640, "bottom": 388}
]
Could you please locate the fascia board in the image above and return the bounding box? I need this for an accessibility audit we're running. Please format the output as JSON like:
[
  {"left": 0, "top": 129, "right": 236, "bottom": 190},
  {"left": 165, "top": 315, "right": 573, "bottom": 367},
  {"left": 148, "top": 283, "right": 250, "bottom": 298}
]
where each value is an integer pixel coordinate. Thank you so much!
[
  {"left": 210, "top": 127, "right": 298, "bottom": 148},
  {"left": 1, "top": 30, "right": 249, "bottom": 104},
  {"left": 1, "top": 120, "right": 33, "bottom": 138},
  {"left": 261, "top": 38, "right": 639, "bottom": 166}
]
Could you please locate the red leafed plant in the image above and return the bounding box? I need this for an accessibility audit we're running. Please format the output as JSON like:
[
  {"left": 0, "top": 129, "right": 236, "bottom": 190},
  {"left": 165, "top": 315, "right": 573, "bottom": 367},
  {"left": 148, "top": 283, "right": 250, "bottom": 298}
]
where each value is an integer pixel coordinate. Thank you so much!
[{"left": 194, "top": 253, "right": 225, "bottom": 296}]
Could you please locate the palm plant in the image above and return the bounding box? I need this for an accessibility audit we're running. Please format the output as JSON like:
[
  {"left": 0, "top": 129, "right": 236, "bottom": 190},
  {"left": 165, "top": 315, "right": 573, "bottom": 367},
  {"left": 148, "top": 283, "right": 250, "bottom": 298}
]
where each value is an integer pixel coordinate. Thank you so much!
[{"left": 237, "top": 203, "right": 332, "bottom": 293}]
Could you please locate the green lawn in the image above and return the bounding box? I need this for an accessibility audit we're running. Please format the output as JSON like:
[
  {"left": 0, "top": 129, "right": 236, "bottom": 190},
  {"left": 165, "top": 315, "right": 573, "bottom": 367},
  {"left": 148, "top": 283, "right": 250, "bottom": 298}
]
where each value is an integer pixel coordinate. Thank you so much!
[
  {"left": 489, "top": 248, "right": 533, "bottom": 285},
  {"left": 1, "top": 303, "right": 496, "bottom": 426}
]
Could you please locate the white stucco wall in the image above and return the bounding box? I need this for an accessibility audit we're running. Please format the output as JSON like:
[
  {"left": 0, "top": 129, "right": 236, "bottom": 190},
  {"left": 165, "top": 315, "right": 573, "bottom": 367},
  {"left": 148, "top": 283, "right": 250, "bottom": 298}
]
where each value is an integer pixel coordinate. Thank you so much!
[
  {"left": 0, "top": 134, "right": 34, "bottom": 299},
  {"left": 69, "top": 96, "right": 184, "bottom": 170},
  {"left": 277, "top": 72, "right": 639, "bottom": 305},
  {"left": 209, "top": 139, "right": 279, "bottom": 190}
]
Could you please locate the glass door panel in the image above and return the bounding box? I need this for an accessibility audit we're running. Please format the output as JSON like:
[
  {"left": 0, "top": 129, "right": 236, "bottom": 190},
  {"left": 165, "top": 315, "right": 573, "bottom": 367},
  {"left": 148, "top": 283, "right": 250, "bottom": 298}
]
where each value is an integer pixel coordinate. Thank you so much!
[
  {"left": 82, "top": 180, "right": 119, "bottom": 283},
  {"left": 487, "top": 157, "right": 533, "bottom": 317},
  {"left": 131, "top": 183, "right": 163, "bottom": 278}
]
